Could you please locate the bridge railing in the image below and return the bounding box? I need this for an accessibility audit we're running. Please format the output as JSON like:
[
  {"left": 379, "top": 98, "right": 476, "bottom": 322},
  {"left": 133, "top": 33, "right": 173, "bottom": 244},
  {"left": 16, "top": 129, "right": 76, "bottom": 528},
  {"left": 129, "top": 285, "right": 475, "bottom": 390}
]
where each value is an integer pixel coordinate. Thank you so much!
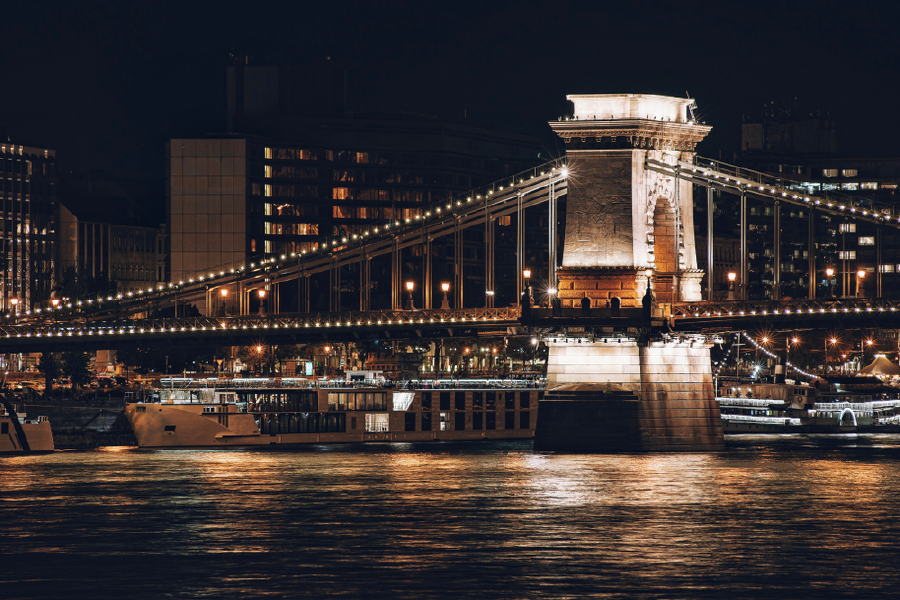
[
  {"left": 39, "top": 158, "right": 567, "bottom": 322},
  {"left": 693, "top": 156, "right": 897, "bottom": 218},
  {"left": 0, "top": 306, "right": 523, "bottom": 339},
  {"left": 672, "top": 297, "right": 900, "bottom": 318}
]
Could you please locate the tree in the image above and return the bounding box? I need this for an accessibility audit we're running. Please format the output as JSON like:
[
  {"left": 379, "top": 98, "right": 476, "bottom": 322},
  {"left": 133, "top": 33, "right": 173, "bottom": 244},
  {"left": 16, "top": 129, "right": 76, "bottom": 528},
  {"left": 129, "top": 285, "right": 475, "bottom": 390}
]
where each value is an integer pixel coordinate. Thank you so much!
[
  {"left": 61, "top": 352, "right": 93, "bottom": 387},
  {"left": 37, "top": 353, "right": 61, "bottom": 392}
]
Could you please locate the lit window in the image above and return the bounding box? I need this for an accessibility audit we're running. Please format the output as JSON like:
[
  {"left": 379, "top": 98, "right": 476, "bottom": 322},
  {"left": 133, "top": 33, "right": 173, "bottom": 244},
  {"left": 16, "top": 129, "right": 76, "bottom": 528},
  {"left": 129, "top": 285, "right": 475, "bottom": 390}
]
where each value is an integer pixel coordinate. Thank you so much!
[
  {"left": 365, "top": 413, "right": 389, "bottom": 432},
  {"left": 333, "top": 187, "right": 350, "bottom": 200},
  {"left": 859, "top": 237, "right": 875, "bottom": 246},
  {"left": 264, "top": 147, "right": 273, "bottom": 159},
  {"left": 840, "top": 223, "right": 857, "bottom": 233},
  {"left": 264, "top": 165, "right": 273, "bottom": 178},
  {"left": 883, "top": 184, "right": 898, "bottom": 190},
  {"left": 860, "top": 182, "right": 878, "bottom": 190},
  {"left": 393, "top": 392, "right": 414, "bottom": 411},
  {"left": 839, "top": 250, "right": 857, "bottom": 260},
  {"left": 842, "top": 183, "right": 859, "bottom": 191},
  {"left": 822, "top": 169, "right": 838, "bottom": 178},
  {"left": 841, "top": 169, "right": 858, "bottom": 177},
  {"left": 880, "top": 264, "right": 895, "bottom": 273}
]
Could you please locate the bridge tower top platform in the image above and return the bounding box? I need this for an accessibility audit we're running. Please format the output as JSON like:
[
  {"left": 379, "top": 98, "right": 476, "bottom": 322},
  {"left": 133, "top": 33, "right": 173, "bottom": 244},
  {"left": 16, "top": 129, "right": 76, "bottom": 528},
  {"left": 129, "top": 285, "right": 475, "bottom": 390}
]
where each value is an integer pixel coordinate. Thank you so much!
[{"left": 549, "top": 94, "right": 711, "bottom": 307}]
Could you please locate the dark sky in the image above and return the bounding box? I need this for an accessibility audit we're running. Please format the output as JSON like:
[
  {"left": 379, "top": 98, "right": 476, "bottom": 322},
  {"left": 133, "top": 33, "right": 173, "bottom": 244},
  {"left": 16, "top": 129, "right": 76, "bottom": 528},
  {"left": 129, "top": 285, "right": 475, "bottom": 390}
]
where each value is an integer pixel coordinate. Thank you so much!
[{"left": 2, "top": 0, "right": 898, "bottom": 177}]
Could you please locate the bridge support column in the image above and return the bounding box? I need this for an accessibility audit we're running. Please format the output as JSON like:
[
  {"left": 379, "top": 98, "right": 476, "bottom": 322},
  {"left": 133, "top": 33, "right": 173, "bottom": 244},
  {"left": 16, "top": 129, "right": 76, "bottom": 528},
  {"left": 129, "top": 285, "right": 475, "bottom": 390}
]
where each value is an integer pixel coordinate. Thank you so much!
[
  {"left": 740, "top": 191, "right": 748, "bottom": 301},
  {"left": 424, "top": 237, "right": 432, "bottom": 310},
  {"left": 809, "top": 209, "right": 816, "bottom": 300},
  {"left": 485, "top": 213, "right": 495, "bottom": 307},
  {"left": 773, "top": 200, "right": 781, "bottom": 300},
  {"left": 536, "top": 93, "right": 721, "bottom": 452},
  {"left": 536, "top": 337, "right": 723, "bottom": 451}
]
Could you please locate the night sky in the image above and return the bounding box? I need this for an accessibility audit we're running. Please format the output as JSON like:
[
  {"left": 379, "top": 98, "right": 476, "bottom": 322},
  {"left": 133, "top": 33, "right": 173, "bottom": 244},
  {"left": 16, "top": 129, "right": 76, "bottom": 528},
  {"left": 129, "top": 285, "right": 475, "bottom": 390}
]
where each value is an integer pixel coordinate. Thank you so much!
[{"left": 2, "top": 0, "right": 898, "bottom": 177}]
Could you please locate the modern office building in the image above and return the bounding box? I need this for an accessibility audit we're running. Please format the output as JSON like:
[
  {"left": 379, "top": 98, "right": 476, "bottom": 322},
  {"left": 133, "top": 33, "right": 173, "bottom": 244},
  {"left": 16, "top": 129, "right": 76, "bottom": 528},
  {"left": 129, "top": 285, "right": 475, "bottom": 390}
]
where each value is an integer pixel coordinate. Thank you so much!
[
  {"left": 167, "top": 59, "right": 543, "bottom": 309},
  {"left": 0, "top": 142, "right": 57, "bottom": 312}
]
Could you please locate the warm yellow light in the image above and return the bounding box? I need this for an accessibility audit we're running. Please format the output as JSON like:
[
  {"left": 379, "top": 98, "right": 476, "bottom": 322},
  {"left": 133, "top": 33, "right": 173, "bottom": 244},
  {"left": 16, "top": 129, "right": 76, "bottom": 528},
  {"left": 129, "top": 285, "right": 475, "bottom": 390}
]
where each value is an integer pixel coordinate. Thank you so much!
[
  {"left": 406, "top": 281, "right": 414, "bottom": 291},
  {"left": 826, "top": 267, "right": 834, "bottom": 277},
  {"left": 858, "top": 270, "right": 866, "bottom": 279},
  {"left": 830, "top": 338, "right": 837, "bottom": 344},
  {"left": 220, "top": 289, "right": 229, "bottom": 297},
  {"left": 51, "top": 298, "right": 60, "bottom": 306},
  {"left": 258, "top": 289, "right": 266, "bottom": 298},
  {"left": 727, "top": 272, "right": 736, "bottom": 282},
  {"left": 867, "top": 339, "right": 873, "bottom": 345},
  {"left": 10, "top": 298, "right": 18, "bottom": 306},
  {"left": 324, "top": 345, "right": 331, "bottom": 353},
  {"left": 761, "top": 337, "right": 768, "bottom": 344},
  {"left": 791, "top": 337, "right": 799, "bottom": 344},
  {"left": 441, "top": 282, "right": 450, "bottom": 292},
  {"left": 256, "top": 345, "right": 262, "bottom": 353},
  {"left": 523, "top": 269, "right": 532, "bottom": 279}
]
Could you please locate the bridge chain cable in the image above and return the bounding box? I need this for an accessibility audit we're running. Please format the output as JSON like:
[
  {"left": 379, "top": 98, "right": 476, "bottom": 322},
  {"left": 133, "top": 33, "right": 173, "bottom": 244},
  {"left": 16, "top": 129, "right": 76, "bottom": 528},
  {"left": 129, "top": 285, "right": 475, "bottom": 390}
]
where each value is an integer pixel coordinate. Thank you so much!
[{"left": 38, "top": 158, "right": 567, "bottom": 323}]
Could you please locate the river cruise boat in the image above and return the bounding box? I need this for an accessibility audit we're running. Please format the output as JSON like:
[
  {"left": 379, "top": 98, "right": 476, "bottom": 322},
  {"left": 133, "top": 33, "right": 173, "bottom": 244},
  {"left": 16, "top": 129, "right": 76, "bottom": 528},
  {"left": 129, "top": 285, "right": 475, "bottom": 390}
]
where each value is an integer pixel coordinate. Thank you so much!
[
  {"left": 0, "top": 399, "right": 54, "bottom": 453},
  {"left": 717, "top": 377, "right": 900, "bottom": 433},
  {"left": 125, "top": 378, "right": 545, "bottom": 448}
]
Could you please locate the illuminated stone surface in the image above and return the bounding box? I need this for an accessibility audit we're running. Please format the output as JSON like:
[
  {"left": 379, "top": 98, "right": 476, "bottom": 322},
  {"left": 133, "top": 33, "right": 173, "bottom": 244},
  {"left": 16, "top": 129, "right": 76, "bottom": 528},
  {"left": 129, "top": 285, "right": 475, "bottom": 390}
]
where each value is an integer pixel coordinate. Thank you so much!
[
  {"left": 536, "top": 96, "right": 723, "bottom": 451},
  {"left": 549, "top": 93, "right": 711, "bottom": 305}
]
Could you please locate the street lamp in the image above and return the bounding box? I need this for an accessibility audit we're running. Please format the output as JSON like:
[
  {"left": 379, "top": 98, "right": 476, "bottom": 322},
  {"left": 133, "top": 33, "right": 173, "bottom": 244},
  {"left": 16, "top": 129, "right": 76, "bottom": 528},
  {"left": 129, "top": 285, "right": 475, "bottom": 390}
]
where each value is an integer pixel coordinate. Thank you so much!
[
  {"left": 825, "top": 267, "right": 835, "bottom": 298},
  {"left": 441, "top": 282, "right": 450, "bottom": 310},
  {"left": 727, "top": 272, "right": 736, "bottom": 301},
  {"left": 258, "top": 289, "right": 266, "bottom": 315},
  {"left": 856, "top": 269, "right": 866, "bottom": 298},
  {"left": 523, "top": 269, "right": 532, "bottom": 306},
  {"left": 220, "top": 288, "right": 229, "bottom": 316},
  {"left": 406, "top": 281, "right": 415, "bottom": 310}
]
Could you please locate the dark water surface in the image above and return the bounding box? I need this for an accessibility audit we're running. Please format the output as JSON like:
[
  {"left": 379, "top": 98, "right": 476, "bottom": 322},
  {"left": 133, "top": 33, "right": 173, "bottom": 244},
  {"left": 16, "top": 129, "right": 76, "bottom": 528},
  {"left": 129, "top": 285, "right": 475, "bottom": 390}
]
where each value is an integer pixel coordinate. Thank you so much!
[{"left": 4, "top": 435, "right": 900, "bottom": 599}]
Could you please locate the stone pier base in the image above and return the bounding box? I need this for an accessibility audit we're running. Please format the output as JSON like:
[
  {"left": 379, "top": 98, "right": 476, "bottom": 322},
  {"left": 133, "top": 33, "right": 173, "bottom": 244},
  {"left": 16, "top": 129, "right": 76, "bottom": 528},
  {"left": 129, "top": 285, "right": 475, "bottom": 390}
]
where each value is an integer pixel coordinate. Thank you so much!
[{"left": 534, "top": 340, "right": 724, "bottom": 452}]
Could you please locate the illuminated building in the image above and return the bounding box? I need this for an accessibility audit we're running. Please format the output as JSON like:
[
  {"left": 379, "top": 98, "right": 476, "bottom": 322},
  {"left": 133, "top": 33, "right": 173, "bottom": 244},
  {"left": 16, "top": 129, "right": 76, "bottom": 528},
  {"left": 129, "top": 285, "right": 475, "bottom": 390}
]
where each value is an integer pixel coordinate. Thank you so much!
[
  {"left": 167, "top": 59, "right": 541, "bottom": 308},
  {"left": 0, "top": 142, "right": 56, "bottom": 311}
]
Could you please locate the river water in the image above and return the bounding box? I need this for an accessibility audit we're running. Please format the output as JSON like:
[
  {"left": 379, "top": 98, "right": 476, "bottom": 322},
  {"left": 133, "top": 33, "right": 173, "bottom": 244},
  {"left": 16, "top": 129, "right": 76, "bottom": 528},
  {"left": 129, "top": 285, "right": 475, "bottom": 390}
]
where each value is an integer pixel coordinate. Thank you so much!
[{"left": 3, "top": 435, "right": 900, "bottom": 599}]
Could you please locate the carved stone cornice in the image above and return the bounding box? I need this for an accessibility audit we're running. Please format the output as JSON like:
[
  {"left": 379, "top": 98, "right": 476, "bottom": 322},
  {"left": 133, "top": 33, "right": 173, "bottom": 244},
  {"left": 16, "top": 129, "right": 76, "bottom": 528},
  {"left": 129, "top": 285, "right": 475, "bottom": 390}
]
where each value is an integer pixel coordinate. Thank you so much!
[{"left": 548, "top": 119, "right": 711, "bottom": 151}]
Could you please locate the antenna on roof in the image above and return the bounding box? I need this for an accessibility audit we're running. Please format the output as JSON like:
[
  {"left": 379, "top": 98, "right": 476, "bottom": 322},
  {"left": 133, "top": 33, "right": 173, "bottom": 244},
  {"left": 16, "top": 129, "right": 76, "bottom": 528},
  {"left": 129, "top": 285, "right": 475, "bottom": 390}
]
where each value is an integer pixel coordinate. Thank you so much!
[{"left": 685, "top": 91, "right": 698, "bottom": 122}]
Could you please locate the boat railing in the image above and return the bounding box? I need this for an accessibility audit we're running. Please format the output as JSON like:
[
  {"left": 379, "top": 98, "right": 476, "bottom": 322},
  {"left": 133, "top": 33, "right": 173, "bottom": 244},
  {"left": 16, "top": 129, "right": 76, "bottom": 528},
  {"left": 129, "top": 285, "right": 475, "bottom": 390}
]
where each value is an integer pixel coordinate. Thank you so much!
[
  {"left": 716, "top": 397, "right": 785, "bottom": 407},
  {"left": 722, "top": 414, "right": 802, "bottom": 425}
]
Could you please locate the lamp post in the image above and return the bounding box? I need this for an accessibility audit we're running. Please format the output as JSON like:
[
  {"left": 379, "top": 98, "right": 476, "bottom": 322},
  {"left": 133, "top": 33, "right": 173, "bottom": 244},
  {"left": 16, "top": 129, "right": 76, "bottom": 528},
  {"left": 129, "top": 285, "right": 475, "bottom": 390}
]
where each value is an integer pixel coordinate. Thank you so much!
[
  {"left": 825, "top": 267, "right": 835, "bottom": 298},
  {"left": 440, "top": 282, "right": 450, "bottom": 310},
  {"left": 257, "top": 289, "right": 266, "bottom": 315},
  {"left": 856, "top": 269, "right": 866, "bottom": 299},
  {"left": 220, "top": 288, "right": 229, "bottom": 317},
  {"left": 827, "top": 337, "right": 838, "bottom": 373},
  {"left": 406, "top": 281, "right": 415, "bottom": 310},
  {"left": 523, "top": 268, "right": 532, "bottom": 306},
  {"left": 727, "top": 272, "right": 736, "bottom": 301}
]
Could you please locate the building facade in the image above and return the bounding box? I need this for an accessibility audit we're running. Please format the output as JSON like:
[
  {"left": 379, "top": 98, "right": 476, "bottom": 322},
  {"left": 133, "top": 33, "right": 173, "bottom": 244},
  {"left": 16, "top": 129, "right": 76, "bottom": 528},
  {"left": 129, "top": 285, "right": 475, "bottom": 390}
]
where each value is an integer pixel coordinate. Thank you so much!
[
  {"left": 167, "top": 60, "right": 542, "bottom": 310},
  {"left": 0, "top": 143, "right": 57, "bottom": 312},
  {"left": 58, "top": 174, "right": 167, "bottom": 292}
]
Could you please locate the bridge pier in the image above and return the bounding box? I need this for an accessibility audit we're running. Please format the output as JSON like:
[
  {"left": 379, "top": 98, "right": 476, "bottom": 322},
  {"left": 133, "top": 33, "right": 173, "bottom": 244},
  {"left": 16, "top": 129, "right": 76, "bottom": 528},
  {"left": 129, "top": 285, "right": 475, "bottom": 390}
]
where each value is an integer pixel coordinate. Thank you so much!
[
  {"left": 535, "top": 337, "right": 723, "bottom": 452},
  {"left": 534, "top": 93, "right": 723, "bottom": 452}
]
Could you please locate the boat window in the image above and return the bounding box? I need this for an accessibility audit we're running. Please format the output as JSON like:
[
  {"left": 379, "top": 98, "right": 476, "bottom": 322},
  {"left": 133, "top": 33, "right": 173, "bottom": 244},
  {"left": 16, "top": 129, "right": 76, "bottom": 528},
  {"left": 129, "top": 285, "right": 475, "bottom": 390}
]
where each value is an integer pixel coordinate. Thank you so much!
[
  {"left": 473, "top": 412, "right": 483, "bottom": 430},
  {"left": 404, "top": 413, "right": 416, "bottom": 431},
  {"left": 393, "top": 392, "right": 415, "bottom": 412},
  {"left": 1, "top": 422, "right": 8, "bottom": 434},
  {"left": 520, "top": 411, "right": 530, "bottom": 429},
  {"left": 136, "top": 406, "right": 146, "bottom": 413},
  {"left": 439, "top": 412, "right": 450, "bottom": 431},
  {"left": 164, "top": 425, "right": 176, "bottom": 432},
  {"left": 519, "top": 392, "right": 530, "bottom": 408},
  {"left": 365, "top": 413, "right": 389, "bottom": 432},
  {"left": 421, "top": 392, "right": 432, "bottom": 410},
  {"left": 454, "top": 393, "right": 465, "bottom": 411}
]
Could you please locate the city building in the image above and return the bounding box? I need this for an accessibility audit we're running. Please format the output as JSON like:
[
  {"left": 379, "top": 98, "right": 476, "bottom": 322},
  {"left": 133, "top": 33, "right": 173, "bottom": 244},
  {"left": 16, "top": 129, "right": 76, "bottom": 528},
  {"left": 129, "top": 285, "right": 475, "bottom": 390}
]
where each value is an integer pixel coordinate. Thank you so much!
[
  {"left": 0, "top": 142, "right": 57, "bottom": 312},
  {"left": 693, "top": 102, "right": 900, "bottom": 301},
  {"left": 57, "top": 173, "right": 167, "bottom": 292},
  {"left": 167, "top": 59, "right": 544, "bottom": 309}
]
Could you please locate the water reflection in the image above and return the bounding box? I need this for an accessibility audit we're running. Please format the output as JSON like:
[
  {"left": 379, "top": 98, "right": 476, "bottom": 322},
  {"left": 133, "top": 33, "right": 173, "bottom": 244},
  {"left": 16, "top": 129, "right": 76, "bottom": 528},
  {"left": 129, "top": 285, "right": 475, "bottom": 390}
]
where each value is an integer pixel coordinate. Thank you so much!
[{"left": 3, "top": 436, "right": 900, "bottom": 598}]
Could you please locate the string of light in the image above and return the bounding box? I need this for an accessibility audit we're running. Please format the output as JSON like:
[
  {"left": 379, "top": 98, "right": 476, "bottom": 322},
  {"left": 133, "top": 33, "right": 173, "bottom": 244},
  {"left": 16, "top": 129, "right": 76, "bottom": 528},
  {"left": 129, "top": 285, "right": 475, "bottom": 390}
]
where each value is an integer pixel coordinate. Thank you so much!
[
  {"left": 742, "top": 332, "right": 815, "bottom": 380},
  {"left": 22, "top": 162, "right": 568, "bottom": 318}
]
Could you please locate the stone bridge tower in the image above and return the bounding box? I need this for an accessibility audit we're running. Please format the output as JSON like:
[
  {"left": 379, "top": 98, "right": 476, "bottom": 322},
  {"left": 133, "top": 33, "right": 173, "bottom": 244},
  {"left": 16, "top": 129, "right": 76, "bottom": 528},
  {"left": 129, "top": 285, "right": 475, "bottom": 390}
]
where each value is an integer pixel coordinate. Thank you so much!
[
  {"left": 534, "top": 94, "right": 723, "bottom": 452},
  {"left": 549, "top": 94, "right": 711, "bottom": 307}
]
